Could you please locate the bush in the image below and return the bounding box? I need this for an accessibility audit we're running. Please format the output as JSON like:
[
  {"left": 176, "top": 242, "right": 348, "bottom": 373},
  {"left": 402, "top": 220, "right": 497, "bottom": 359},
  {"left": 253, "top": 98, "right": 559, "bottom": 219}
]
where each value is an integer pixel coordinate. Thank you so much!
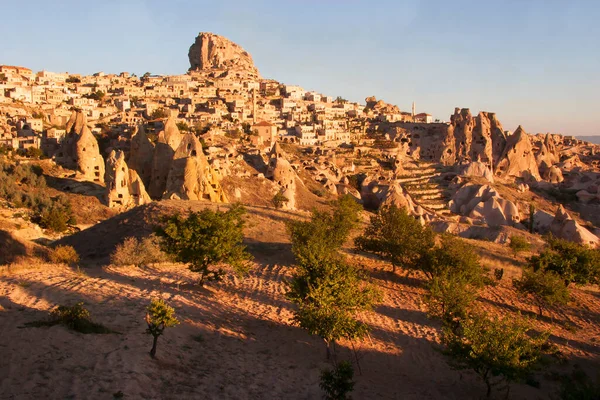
[
  {"left": 111, "top": 235, "right": 168, "bottom": 267},
  {"left": 355, "top": 205, "right": 435, "bottom": 273},
  {"left": 509, "top": 235, "right": 531, "bottom": 256},
  {"left": 443, "top": 312, "right": 549, "bottom": 398},
  {"left": 39, "top": 203, "right": 74, "bottom": 232},
  {"left": 146, "top": 298, "right": 179, "bottom": 358},
  {"left": 529, "top": 236, "right": 600, "bottom": 286},
  {"left": 422, "top": 234, "right": 487, "bottom": 285},
  {"left": 51, "top": 245, "right": 79, "bottom": 266},
  {"left": 425, "top": 273, "right": 477, "bottom": 332},
  {"left": 156, "top": 204, "right": 253, "bottom": 285},
  {"left": 288, "top": 195, "right": 362, "bottom": 267},
  {"left": 44, "top": 302, "right": 114, "bottom": 334},
  {"left": 560, "top": 366, "right": 600, "bottom": 400},
  {"left": 513, "top": 268, "right": 570, "bottom": 317},
  {"left": 320, "top": 361, "right": 355, "bottom": 400},
  {"left": 271, "top": 192, "right": 289, "bottom": 209}
]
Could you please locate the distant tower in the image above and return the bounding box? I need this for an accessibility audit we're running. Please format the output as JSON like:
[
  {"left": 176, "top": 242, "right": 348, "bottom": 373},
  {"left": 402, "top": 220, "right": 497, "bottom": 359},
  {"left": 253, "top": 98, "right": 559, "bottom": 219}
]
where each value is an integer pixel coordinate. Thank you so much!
[
  {"left": 412, "top": 101, "right": 415, "bottom": 118},
  {"left": 252, "top": 89, "right": 257, "bottom": 124}
]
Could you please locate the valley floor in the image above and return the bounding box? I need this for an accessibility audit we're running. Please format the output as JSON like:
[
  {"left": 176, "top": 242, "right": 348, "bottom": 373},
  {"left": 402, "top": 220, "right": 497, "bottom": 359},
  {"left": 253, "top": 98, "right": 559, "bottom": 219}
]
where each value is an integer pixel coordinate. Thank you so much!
[{"left": 0, "top": 204, "right": 599, "bottom": 399}]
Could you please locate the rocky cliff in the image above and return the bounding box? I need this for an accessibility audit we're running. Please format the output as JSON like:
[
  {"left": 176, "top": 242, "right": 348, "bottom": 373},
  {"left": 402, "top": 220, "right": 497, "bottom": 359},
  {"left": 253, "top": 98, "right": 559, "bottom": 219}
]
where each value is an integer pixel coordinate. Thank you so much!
[{"left": 188, "top": 32, "right": 260, "bottom": 77}]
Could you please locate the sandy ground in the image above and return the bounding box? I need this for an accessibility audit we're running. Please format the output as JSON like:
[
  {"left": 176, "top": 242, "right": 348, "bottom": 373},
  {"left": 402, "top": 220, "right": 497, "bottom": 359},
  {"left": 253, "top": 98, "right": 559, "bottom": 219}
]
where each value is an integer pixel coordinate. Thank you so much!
[{"left": 0, "top": 204, "right": 599, "bottom": 399}]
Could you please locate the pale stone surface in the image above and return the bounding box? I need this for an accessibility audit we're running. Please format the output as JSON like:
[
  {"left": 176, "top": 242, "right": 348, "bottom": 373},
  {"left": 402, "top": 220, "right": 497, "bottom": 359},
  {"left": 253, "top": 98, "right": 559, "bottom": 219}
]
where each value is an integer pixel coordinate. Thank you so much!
[
  {"left": 149, "top": 117, "right": 183, "bottom": 199},
  {"left": 495, "top": 126, "right": 541, "bottom": 181},
  {"left": 163, "top": 133, "right": 227, "bottom": 202},
  {"left": 265, "top": 143, "right": 298, "bottom": 209},
  {"left": 461, "top": 161, "right": 495, "bottom": 183}
]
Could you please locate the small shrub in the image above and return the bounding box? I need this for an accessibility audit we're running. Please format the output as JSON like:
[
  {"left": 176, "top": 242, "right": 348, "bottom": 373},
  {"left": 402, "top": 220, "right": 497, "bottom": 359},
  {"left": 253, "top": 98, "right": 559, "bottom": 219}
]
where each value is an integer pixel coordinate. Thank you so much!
[
  {"left": 111, "top": 235, "right": 168, "bottom": 267},
  {"left": 26, "top": 302, "right": 115, "bottom": 334},
  {"left": 494, "top": 268, "right": 504, "bottom": 281},
  {"left": 320, "top": 361, "right": 355, "bottom": 400},
  {"left": 50, "top": 245, "right": 80, "bottom": 266},
  {"left": 146, "top": 298, "right": 179, "bottom": 358},
  {"left": 509, "top": 235, "right": 531, "bottom": 256},
  {"left": 271, "top": 192, "right": 289, "bottom": 209}
]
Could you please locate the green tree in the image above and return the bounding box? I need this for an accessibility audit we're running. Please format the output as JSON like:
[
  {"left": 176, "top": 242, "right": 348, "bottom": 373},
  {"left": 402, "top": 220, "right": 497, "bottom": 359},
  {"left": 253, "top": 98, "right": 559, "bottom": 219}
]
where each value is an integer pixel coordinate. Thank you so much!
[
  {"left": 145, "top": 298, "right": 179, "bottom": 358},
  {"left": 421, "top": 234, "right": 487, "bottom": 284},
  {"left": 176, "top": 121, "right": 191, "bottom": 132},
  {"left": 0, "top": 73, "right": 7, "bottom": 83},
  {"left": 287, "top": 195, "right": 362, "bottom": 267},
  {"left": 443, "top": 312, "right": 549, "bottom": 398},
  {"left": 425, "top": 272, "right": 477, "bottom": 333},
  {"left": 529, "top": 236, "right": 600, "bottom": 286},
  {"left": 513, "top": 268, "right": 570, "bottom": 317},
  {"left": 355, "top": 205, "right": 435, "bottom": 273},
  {"left": 287, "top": 196, "right": 378, "bottom": 358},
  {"left": 287, "top": 256, "right": 380, "bottom": 359},
  {"left": 156, "top": 204, "right": 253, "bottom": 285},
  {"left": 151, "top": 108, "right": 170, "bottom": 119},
  {"left": 320, "top": 361, "right": 355, "bottom": 400},
  {"left": 509, "top": 235, "right": 531, "bottom": 256}
]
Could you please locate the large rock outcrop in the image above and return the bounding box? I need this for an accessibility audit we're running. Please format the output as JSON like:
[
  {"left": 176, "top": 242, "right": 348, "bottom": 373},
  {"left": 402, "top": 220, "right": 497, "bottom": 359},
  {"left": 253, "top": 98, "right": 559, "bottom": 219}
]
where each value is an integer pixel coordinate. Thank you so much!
[
  {"left": 448, "top": 109, "right": 506, "bottom": 169},
  {"left": 55, "top": 110, "right": 104, "bottom": 183},
  {"left": 549, "top": 205, "right": 599, "bottom": 247},
  {"left": 128, "top": 124, "right": 155, "bottom": 188},
  {"left": 104, "top": 150, "right": 151, "bottom": 209},
  {"left": 163, "top": 133, "right": 227, "bottom": 202},
  {"left": 188, "top": 32, "right": 260, "bottom": 77},
  {"left": 495, "top": 126, "right": 541, "bottom": 181},
  {"left": 148, "top": 117, "right": 183, "bottom": 199},
  {"left": 266, "top": 143, "right": 299, "bottom": 209}
]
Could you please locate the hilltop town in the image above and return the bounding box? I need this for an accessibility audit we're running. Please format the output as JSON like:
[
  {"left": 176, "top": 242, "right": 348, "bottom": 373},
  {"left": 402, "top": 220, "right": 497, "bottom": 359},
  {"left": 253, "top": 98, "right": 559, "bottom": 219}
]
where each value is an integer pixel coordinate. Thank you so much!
[{"left": 1, "top": 33, "right": 600, "bottom": 399}]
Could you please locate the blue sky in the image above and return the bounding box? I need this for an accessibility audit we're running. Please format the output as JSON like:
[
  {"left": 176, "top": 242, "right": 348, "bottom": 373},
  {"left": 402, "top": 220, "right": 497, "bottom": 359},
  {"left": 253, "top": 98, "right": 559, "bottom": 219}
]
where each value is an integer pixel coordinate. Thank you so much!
[{"left": 2, "top": 0, "right": 599, "bottom": 135}]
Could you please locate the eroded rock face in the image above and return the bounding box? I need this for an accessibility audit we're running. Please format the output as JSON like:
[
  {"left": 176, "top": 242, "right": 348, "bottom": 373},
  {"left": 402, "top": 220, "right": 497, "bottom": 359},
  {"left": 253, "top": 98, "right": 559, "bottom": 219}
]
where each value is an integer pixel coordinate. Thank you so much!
[
  {"left": 495, "top": 126, "right": 541, "bottom": 181},
  {"left": 55, "top": 110, "right": 105, "bottom": 183},
  {"left": 75, "top": 126, "right": 105, "bottom": 183},
  {"left": 550, "top": 205, "right": 599, "bottom": 247},
  {"left": 163, "top": 133, "right": 227, "bottom": 202},
  {"left": 128, "top": 125, "right": 155, "bottom": 188},
  {"left": 104, "top": 150, "right": 151, "bottom": 208},
  {"left": 447, "top": 109, "right": 506, "bottom": 168},
  {"left": 149, "top": 117, "right": 183, "bottom": 199},
  {"left": 188, "top": 32, "right": 259, "bottom": 76},
  {"left": 266, "top": 143, "right": 298, "bottom": 209}
]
